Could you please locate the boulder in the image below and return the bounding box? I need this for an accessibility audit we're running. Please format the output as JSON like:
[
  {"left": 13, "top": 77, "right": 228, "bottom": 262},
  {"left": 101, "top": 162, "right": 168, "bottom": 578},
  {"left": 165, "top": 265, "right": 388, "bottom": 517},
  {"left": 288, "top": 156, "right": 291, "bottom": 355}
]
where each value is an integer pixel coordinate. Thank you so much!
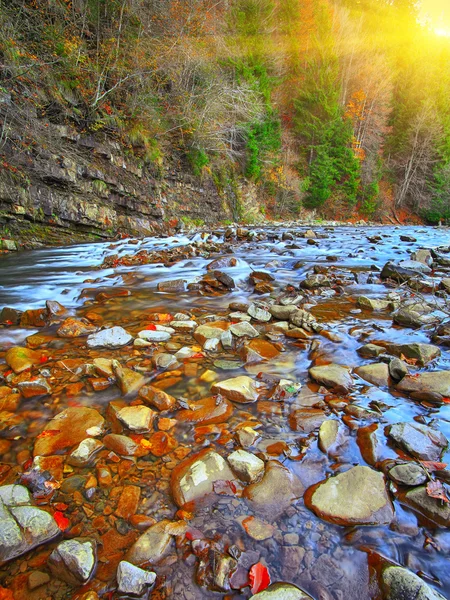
[
  {"left": 387, "top": 422, "right": 447, "bottom": 461},
  {"left": 305, "top": 466, "right": 394, "bottom": 526},
  {"left": 396, "top": 371, "right": 450, "bottom": 399}
]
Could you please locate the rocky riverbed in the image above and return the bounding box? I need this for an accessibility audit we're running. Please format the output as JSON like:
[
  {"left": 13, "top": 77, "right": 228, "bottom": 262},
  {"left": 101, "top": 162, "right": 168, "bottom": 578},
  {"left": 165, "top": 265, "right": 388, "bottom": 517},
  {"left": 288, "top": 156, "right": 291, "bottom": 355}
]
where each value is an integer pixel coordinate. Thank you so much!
[{"left": 0, "top": 225, "right": 449, "bottom": 600}]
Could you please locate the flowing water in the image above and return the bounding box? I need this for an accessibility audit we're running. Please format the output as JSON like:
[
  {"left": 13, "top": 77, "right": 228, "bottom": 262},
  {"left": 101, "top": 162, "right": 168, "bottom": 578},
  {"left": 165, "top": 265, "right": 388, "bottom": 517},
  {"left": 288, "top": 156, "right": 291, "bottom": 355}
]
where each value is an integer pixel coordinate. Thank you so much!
[{"left": 0, "top": 225, "right": 449, "bottom": 600}]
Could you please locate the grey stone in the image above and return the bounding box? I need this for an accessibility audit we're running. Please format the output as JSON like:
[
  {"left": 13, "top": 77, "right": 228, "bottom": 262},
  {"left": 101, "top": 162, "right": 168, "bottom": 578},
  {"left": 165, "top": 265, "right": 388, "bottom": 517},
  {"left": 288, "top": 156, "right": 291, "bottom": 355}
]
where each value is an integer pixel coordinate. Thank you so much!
[
  {"left": 138, "top": 330, "right": 171, "bottom": 342},
  {"left": 388, "top": 422, "right": 447, "bottom": 461},
  {"left": 381, "top": 565, "right": 446, "bottom": 600},
  {"left": 229, "top": 321, "right": 259, "bottom": 338},
  {"left": 357, "top": 296, "right": 391, "bottom": 311},
  {"left": 355, "top": 363, "right": 390, "bottom": 387},
  {"left": 270, "top": 305, "right": 298, "bottom": 320},
  {"left": 309, "top": 364, "right": 353, "bottom": 393},
  {"left": 396, "top": 371, "right": 450, "bottom": 398},
  {"left": 49, "top": 538, "right": 97, "bottom": 585},
  {"left": 248, "top": 303, "right": 271, "bottom": 322},
  {"left": 117, "top": 560, "right": 156, "bottom": 595},
  {"left": 404, "top": 486, "right": 450, "bottom": 527},
  {"left": 389, "top": 358, "right": 409, "bottom": 381},
  {"left": 388, "top": 463, "right": 427, "bottom": 486},
  {"left": 250, "top": 582, "right": 314, "bottom": 599},
  {"left": 227, "top": 450, "right": 265, "bottom": 483},
  {"left": 87, "top": 326, "right": 133, "bottom": 348}
]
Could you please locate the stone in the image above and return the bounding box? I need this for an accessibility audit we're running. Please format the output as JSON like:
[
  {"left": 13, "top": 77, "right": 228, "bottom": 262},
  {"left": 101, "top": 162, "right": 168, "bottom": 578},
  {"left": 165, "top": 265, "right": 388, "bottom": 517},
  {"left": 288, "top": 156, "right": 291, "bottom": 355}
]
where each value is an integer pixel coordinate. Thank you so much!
[
  {"left": 300, "top": 274, "right": 330, "bottom": 289},
  {"left": 388, "top": 343, "right": 440, "bottom": 366},
  {"left": 117, "top": 406, "right": 155, "bottom": 432},
  {"left": 17, "top": 378, "right": 52, "bottom": 398},
  {"left": 117, "top": 561, "right": 156, "bottom": 595},
  {"left": 381, "top": 262, "right": 422, "bottom": 282},
  {"left": 139, "top": 385, "right": 176, "bottom": 411},
  {"left": 404, "top": 486, "right": 450, "bottom": 527},
  {"left": 389, "top": 358, "right": 409, "bottom": 381},
  {"left": 388, "top": 463, "right": 427, "bottom": 486},
  {"left": 157, "top": 279, "right": 186, "bottom": 292},
  {"left": 221, "top": 329, "right": 233, "bottom": 349},
  {"left": 93, "top": 358, "right": 114, "bottom": 377},
  {"left": 211, "top": 376, "right": 259, "bottom": 403},
  {"left": 171, "top": 448, "right": 236, "bottom": 507},
  {"left": 116, "top": 485, "right": 142, "bottom": 519},
  {"left": 387, "top": 422, "right": 447, "bottom": 461},
  {"left": 0, "top": 307, "right": 23, "bottom": 325},
  {"left": 396, "top": 371, "right": 450, "bottom": 398},
  {"left": 204, "top": 337, "right": 220, "bottom": 352},
  {"left": 33, "top": 407, "right": 105, "bottom": 457},
  {"left": 305, "top": 466, "right": 394, "bottom": 526},
  {"left": 28, "top": 571, "right": 50, "bottom": 590},
  {"left": 138, "top": 330, "right": 171, "bottom": 342},
  {"left": 87, "top": 326, "right": 133, "bottom": 348},
  {"left": 113, "top": 364, "right": 145, "bottom": 395},
  {"left": 0, "top": 485, "right": 31, "bottom": 507},
  {"left": 270, "top": 305, "right": 298, "bottom": 320},
  {"left": 243, "top": 461, "right": 304, "bottom": 520},
  {"left": 5, "top": 347, "right": 41, "bottom": 374},
  {"left": 177, "top": 396, "right": 233, "bottom": 425},
  {"left": 318, "top": 420, "right": 341, "bottom": 454},
  {"left": 214, "top": 270, "right": 236, "bottom": 288},
  {"left": 357, "top": 296, "right": 391, "bottom": 311},
  {"left": 357, "top": 344, "right": 385, "bottom": 358},
  {"left": 309, "top": 364, "right": 353, "bottom": 393},
  {"left": 248, "top": 304, "right": 271, "bottom": 322},
  {"left": 240, "top": 516, "right": 274, "bottom": 541},
  {"left": 57, "top": 318, "right": 98, "bottom": 338},
  {"left": 398, "top": 259, "right": 431, "bottom": 273},
  {"left": 393, "top": 305, "right": 438, "bottom": 329},
  {"left": 250, "top": 583, "right": 313, "bottom": 600},
  {"left": 290, "top": 309, "right": 319, "bottom": 331},
  {"left": 170, "top": 320, "right": 197, "bottom": 332},
  {"left": 354, "top": 363, "right": 391, "bottom": 387},
  {"left": 207, "top": 256, "right": 237, "bottom": 270},
  {"left": 289, "top": 408, "right": 328, "bottom": 433},
  {"left": 103, "top": 434, "right": 141, "bottom": 456},
  {"left": 67, "top": 438, "right": 104, "bottom": 467},
  {"left": 227, "top": 450, "right": 265, "bottom": 483},
  {"left": 243, "top": 339, "right": 280, "bottom": 363},
  {"left": 194, "top": 325, "right": 226, "bottom": 345},
  {"left": 381, "top": 565, "right": 446, "bottom": 600},
  {"left": 49, "top": 538, "right": 97, "bottom": 585},
  {"left": 229, "top": 321, "right": 259, "bottom": 338}
]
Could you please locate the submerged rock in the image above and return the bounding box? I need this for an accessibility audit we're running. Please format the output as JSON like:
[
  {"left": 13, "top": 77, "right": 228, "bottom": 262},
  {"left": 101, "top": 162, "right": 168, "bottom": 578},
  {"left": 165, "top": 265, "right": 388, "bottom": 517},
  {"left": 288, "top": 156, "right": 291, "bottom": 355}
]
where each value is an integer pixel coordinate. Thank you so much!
[
  {"left": 387, "top": 422, "right": 447, "bottom": 461},
  {"left": 5, "top": 347, "right": 41, "bottom": 374},
  {"left": 309, "top": 364, "right": 353, "bottom": 394},
  {"left": 380, "top": 565, "right": 446, "bottom": 600},
  {"left": 305, "top": 466, "right": 394, "bottom": 526},
  {"left": 404, "top": 486, "right": 450, "bottom": 526},
  {"left": 250, "top": 583, "right": 314, "bottom": 599},
  {"left": 127, "top": 520, "right": 173, "bottom": 566}
]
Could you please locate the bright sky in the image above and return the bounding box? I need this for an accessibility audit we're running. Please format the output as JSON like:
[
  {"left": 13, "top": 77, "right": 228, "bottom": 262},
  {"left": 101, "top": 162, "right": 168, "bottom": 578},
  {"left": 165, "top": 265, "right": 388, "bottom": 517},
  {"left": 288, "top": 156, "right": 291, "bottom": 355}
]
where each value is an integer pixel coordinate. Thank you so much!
[{"left": 419, "top": 0, "right": 450, "bottom": 36}]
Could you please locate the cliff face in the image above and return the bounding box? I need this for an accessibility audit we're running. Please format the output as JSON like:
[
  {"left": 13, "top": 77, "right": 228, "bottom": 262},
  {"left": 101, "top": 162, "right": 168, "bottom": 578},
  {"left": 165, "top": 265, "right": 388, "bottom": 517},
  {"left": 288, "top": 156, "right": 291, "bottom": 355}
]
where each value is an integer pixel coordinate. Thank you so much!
[{"left": 0, "top": 92, "right": 236, "bottom": 241}]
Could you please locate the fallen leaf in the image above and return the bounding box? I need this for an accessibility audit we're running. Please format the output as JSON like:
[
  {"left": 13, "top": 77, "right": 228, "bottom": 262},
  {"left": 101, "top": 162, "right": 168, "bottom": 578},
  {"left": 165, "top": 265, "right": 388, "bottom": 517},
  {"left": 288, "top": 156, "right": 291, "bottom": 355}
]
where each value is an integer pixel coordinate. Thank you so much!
[
  {"left": 249, "top": 562, "right": 271, "bottom": 594},
  {"left": 53, "top": 510, "right": 70, "bottom": 531},
  {"left": 420, "top": 461, "right": 448, "bottom": 471},
  {"left": 426, "top": 480, "right": 449, "bottom": 503}
]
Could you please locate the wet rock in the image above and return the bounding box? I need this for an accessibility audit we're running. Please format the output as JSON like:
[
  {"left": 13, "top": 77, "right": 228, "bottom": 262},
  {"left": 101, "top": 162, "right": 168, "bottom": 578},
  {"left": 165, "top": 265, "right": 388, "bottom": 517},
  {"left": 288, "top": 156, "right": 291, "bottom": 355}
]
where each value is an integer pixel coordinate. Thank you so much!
[
  {"left": 214, "top": 270, "right": 236, "bottom": 289},
  {"left": 404, "top": 486, "right": 450, "bottom": 526},
  {"left": 289, "top": 408, "right": 328, "bottom": 433},
  {"left": 229, "top": 321, "right": 259, "bottom": 338},
  {"left": 49, "top": 538, "right": 97, "bottom": 585},
  {"left": 57, "top": 318, "right": 98, "bottom": 338},
  {"left": 17, "top": 377, "right": 52, "bottom": 398},
  {"left": 67, "top": 438, "right": 104, "bottom": 467},
  {"left": 34, "top": 407, "right": 105, "bottom": 457},
  {"left": 301, "top": 274, "right": 331, "bottom": 289},
  {"left": 103, "top": 433, "right": 141, "bottom": 456},
  {"left": 117, "top": 405, "right": 155, "bottom": 432},
  {"left": 138, "top": 330, "right": 171, "bottom": 342},
  {"left": 117, "top": 561, "right": 156, "bottom": 595},
  {"left": 154, "top": 352, "right": 179, "bottom": 368},
  {"left": 396, "top": 371, "right": 450, "bottom": 398},
  {"left": 250, "top": 582, "right": 313, "bottom": 599},
  {"left": 177, "top": 396, "right": 233, "bottom": 425},
  {"left": 157, "top": 279, "right": 186, "bottom": 292},
  {"left": 412, "top": 249, "right": 433, "bottom": 266},
  {"left": 357, "top": 296, "right": 391, "bottom": 311},
  {"left": 227, "top": 450, "right": 265, "bottom": 483},
  {"left": 171, "top": 448, "right": 236, "bottom": 506},
  {"left": 242, "top": 339, "right": 280, "bottom": 363},
  {"left": 388, "top": 343, "right": 440, "bottom": 366},
  {"left": 28, "top": 570, "right": 50, "bottom": 590},
  {"left": 380, "top": 565, "right": 446, "bottom": 600},
  {"left": 240, "top": 515, "right": 274, "bottom": 540},
  {"left": 87, "top": 326, "right": 133, "bottom": 348},
  {"left": 0, "top": 485, "right": 31, "bottom": 506},
  {"left": 211, "top": 376, "right": 259, "bottom": 403},
  {"left": 0, "top": 307, "right": 23, "bottom": 325},
  {"left": 387, "top": 422, "right": 447, "bottom": 461},
  {"left": 357, "top": 344, "right": 385, "bottom": 358},
  {"left": 309, "top": 364, "right": 353, "bottom": 394},
  {"left": 248, "top": 303, "right": 271, "bottom": 322},
  {"left": 5, "top": 347, "right": 41, "bottom": 374},
  {"left": 388, "top": 358, "right": 409, "bottom": 381},
  {"left": 318, "top": 420, "right": 341, "bottom": 454},
  {"left": 194, "top": 325, "right": 226, "bottom": 345},
  {"left": 290, "top": 309, "right": 320, "bottom": 332},
  {"left": 113, "top": 363, "right": 145, "bottom": 395},
  {"left": 388, "top": 463, "right": 427, "bottom": 486},
  {"left": 305, "top": 466, "right": 394, "bottom": 526},
  {"left": 270, "top": 305, "right": 298, "bottom": 320},
  {"left": 243, "top": 460, "right": 304, "bottom": 520},
  {"left": 399, "top": 259, "right": 431, "bottom": 274},
  {"left": 139, "top": 385, "right": 176, "bottom": 411},
  {"left": 354, "top": 363, "right": 391, "bottom": 387},
  {"left": 221, "top": 329, "right": 233, "bottom": 349},
  {"left": 170, "top": 320, "right": 197, "bottom": 332},
  {"left": 392, "top": 304, "right": 439, "bottom": 328},
  {"left": 204, "top": 337, "right": 221, "bottom": 352},
  {"left": 207, "top": 257, "right": 237, "bottom": 270},
  {"left": 380, "top": 262, "right": 422, "bottom": 283}
]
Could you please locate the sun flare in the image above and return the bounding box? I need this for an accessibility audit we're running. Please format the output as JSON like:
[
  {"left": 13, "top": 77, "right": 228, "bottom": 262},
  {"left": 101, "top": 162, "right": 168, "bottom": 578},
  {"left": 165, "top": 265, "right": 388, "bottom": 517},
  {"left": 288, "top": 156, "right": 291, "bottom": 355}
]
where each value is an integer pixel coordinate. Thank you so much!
[{"left": 419, "top": 0, "right": 450, "bottom": 37}]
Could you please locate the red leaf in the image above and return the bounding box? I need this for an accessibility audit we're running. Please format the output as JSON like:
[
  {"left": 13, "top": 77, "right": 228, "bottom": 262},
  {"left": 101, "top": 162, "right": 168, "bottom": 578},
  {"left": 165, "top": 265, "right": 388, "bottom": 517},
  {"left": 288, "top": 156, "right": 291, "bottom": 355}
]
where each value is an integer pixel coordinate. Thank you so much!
[
  {"left": 191, "top": 352, "right": 204, "bottom": 359},
  {"left": 249, "top": 562, "right": 271, "bottom": 594},
  {"left": 421, "top": 461, "right": 448, "bottom": 471},
  {"left": 36, "top": 429, "right": 60, "bottom": 439},
  {"left": 145, "top": 323, "right": 157, "bottom": 330},
  {"left": 53, "top": 510, "right": 70, "bottom": 531},
  {"left": 39, "top": 355, "right": 48, "bottom": 363},
  {"left": 426, "top": 480, "right": 450, "bottom": 503}
]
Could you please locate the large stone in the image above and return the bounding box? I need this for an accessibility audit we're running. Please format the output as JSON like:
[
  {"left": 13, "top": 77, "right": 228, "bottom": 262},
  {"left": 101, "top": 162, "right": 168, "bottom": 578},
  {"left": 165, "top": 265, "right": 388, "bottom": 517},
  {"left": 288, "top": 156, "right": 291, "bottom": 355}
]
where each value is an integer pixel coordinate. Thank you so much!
[
  {"left": 117, "top": 406, "right": 155, "bottom": 432},
  {"left": 87, "top": 326, "right": 133, "bottom": 348},
  {"left": 387, "top": 422, "right": 447, "bottom": 461},
  {"left": 227, "top": 450, "right": 265, "bottom": 483},
  {"left": 57, "top": 318, "right": 98, "bottom": 338},
  {"left": 127, "top": 520, "right": 173, "bottom": 566},
  {"left": 243, "top": 339, "right": 280, "bottom": 363},
  {"left": 309, "top": 364, "right": 353, "bottom": 393},
  {"left": 117, "top": 561, "right": 156, "bottom": 596},
  {"left": 387, "top": 343, "right": 440, "bottom": 366},
  {"left": 171, "top": 448, "right": 236, "bottom": 507},
  {"left": 380, "top": 565, "right": 446, "bottom": 600},
  {"left": 404, "top": 486, "right": 450, "bottom": 527},
  {"left": 305, "top": 466, "right": 394, "bottom": 526},
  {"left": 33, "top": 407, "right": 105, "bottom": 457},
  {"left": 211, "top": 376, "right": 259, "bottom": 403},
  {"left": 194, "top": 325, "right": 227, "bottom": 345},
  {"left": 388, "top": 463, "right": 427, "bottom": 487},
  {"left": 49, "top": 538, "right": 97, "bottom": 585},
  {"left": 381, "top": 262, "right": 422, "bottom": 283},
  {"left": 396, "top": 371, "right": 450, "bottom": 398},
  {"left": 177, "top": 396, "right": 233, "bottom": 425},
  {"left": 357, "top": 296, "right": 391, "bottom": 311},
  {"left": 318, "top": 420, "right": 342, "bottom": 454},
  {"left": 354, "top": 363, "right": 391, "bottom": 387},
  {"left": 113, "top": 364, "right": 145, "bottom": 395},
  {"left": 229, "top": 321, "right": 259, "bottom": 338},
  {"left": 243, "top": 461, "right": 304, "bottom": 520},
  {"left": 5, "top": 347, "right": 41, "bottom": 374},
  {"left": 250, "top": 583, "right": 313, "bottom": 600}
]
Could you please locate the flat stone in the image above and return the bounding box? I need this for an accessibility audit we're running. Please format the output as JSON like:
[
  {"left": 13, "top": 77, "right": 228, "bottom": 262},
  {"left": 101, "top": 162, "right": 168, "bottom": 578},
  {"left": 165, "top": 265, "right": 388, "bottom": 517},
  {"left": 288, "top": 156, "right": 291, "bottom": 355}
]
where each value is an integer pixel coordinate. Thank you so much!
[
  {"left": 250, "top": 583, "right": 313, "bottom": 600},
  {"left": 357, "top": 344, "right": 385, "bottom": 358},
  {"left": 204, "top": 337, "right": 220, "bottom": 352},
  {"left": 154, "top": 352, "right": 178, "bottom": 369},
  {"left": 87, "top": 327, "right": 133, "bottom": 348},
  {"left": 248, "top": 304, "right": 271, "bottom": 322},
  {"left": 243, "top": 460, "right": 304, "bottom": 520},
  {"left": 270, "top": 305, "right": 298, "bottom": 320},
  {"left": 301, "top": 274, "right": 330, "bottom": 289},
  {"left": 387, "top": 422, "right": 447, "bottom": 461},
  {"left": 211, "top": 376, "right": 259, "bottom": 403},
  {"left": 404, "top": 486, "right": 450, "bottom": 526},
  {"left": 170, "top": 320, "right": 197, "bottom": 332},
  {"left": 243, "top": 339, "right": 280, "bottom": 363},
  {"left": 49, "top": 538, "right": 97, "bottom": 585},
  {"left": 227, "top": 450, "right": 265, "bottom": 483},
  {"left": 289, "top": 309, "right": 319, "bottom": 331},
  {"left": 117, "top": 561, "right": 156, "bottom": 595},
  {"left": 138, "top": 330, "right": 171, "bottom": 342},
  {"left": 305, "top": 466, "right": 394, "bottom": 526},
  {"left": 229, "top": 321, "right": 259, "bottom": 338},
  {"left": 177, "top": 396, "right": 233, "bottom": 425},
  {"left": 240, "top": 516, "right": 275, "bottom": 541},
  {"left": 67, "top": 438, "right": 104, "bottom": 467},
  {"left": 289, "top": 408, "right": 327, "bottom": 433},
  {"left": 381, "top": 565, "right": 446, "bottom": 600},
  {"left": 57, "top": 318, "right": 98, "bottom": 338},
  {"left": 357, "top": 296, "right": 391, "bottom": 311},
  {"left": 157, "top": 279, "right": 186, "bottom": 292},
  {"left": 396, "top": 371, "right": 450, "bottom": 398},
  {"left": 33, "top": 407, "right": 105, "bottom": 457},
  {"left": 28, "top": 570, "right": 50, "bottom": 590},
  {"left": 117, "top": 406, "right": 155, "bottom": 432},
  {"left": 194, "top": 325, "right": 226, "bottom": 345},
  {"left": 113, "top": 364, "right": 145, "bottom": 395},
  {"left": 5, "top": 347, "right": 41, "bottom": 374},
  {"left": 388, "top": 463, "right": 427, "bottom": 486},
  {"left": 17, "top": 378, "right": 52, "bottom": 398},
  {"left": 103, "top": 434, "right": 141, "bottom": 456},
  {"left": 354, "top": 363, "right": 391, "bottom": 387},
  {"left": 388, "top": 343, "right": 440, "bottom": 366},
  {"left": 309, "top": 364, "right": 353, "bottom": 394},
  {"left": 318, "top": 420, "right": 341, "bottom": 454},
  {"left": 139, "top": 385, "right": 176, "bottom": 411},
  {"left": 171, "top": 448, "right": 236, "bottom": 507}
]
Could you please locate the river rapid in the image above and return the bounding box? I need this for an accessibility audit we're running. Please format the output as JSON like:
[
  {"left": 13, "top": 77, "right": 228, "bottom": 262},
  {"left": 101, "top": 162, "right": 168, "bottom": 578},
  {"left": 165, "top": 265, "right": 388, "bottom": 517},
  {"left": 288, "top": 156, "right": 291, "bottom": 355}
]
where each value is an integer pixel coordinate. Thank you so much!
[{"left": 0, "top": 224, "right": 449, "bottom": 600}]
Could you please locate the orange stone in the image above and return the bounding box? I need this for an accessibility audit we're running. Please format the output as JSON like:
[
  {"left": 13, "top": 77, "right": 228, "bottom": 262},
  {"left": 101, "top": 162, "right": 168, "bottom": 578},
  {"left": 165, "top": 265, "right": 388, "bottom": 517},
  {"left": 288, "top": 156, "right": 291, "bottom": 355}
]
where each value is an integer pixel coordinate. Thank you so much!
[
  {"left": 115, "top": 485, "right": 141, "bottom": 519},
  {"left": 177, "top": 396, "right": 233, "bottom": 426}
]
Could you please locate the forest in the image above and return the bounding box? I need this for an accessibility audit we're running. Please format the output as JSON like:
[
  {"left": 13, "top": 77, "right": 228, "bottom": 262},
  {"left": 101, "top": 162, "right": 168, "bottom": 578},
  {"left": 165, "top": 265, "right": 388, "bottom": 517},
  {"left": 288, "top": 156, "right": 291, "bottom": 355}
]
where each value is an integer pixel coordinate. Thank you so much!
[{"left": 1, "top": 0, "right": 450, "bottom": 223}]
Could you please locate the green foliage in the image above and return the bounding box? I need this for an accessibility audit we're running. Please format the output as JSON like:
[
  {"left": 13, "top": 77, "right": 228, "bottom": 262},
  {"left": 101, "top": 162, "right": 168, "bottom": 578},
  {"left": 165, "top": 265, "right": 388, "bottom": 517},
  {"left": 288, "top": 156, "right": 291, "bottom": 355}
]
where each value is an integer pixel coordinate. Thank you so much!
[
  {"left": 424, "top": 161, "right": 450, "bottom": 223},
  {"left": 360, "top": 181, "right": 380, "bottom": 217},
  {"left": 187, "top": 147, "right": 209, "bottom": 176},
  {"left": 181, "top": 216, "right": 205, "bottom": 227},
  {"left": 245, "top": 111, "right": 281, "bottom": 180}
]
